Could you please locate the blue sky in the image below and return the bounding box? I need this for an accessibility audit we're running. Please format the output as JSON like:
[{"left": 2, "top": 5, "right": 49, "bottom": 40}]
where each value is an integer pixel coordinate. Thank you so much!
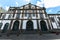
[{"left": 0, "top": 0, "right": 60, "bottom": 14}]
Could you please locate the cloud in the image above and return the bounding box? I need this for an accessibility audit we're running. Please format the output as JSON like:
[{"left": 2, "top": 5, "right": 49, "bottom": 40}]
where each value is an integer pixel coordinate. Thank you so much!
[
  {"left": 36, "top": 0, "right": 60, "bottom": 8},
  {"left": 36, "top": 1, "right": 44, "bottom": 7},
  {"left": 16, "top": 1, "right": 18, "bottom": 6},
  {"left": 24, "top": 0, "right": 31, "bottom": 3},
  {"left": 5, "top": 6, "right": 9, "bottom": 11}
]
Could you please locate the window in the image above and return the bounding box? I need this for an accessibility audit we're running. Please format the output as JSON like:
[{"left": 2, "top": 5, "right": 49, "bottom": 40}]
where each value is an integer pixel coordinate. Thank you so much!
[
  {"left": 33, "top": 13, "right": 35, "bottom": 17},
  {"left": 29, "top": 13, "right": 31, "bottom": 17},
  {"left": 40, "top": 13, "right": 44, "bottom": 19},
  {"left": 58, "top": 17, "right": 60, "bottom": 21},
  {"left": 0, "top": 23, "right": 3, "bottom": 28},
  {"left": 25, "top": 13, "right": 27, "bottom": 17},
  {"left": 33, "top": 10, "right": 35, "bottom": 17},
  {"left": 50, "top": 17, "right": 55, "bottom": 22},
  {"left": 16, "top": 13, "right": 20, "bottom": 19},
  {"left": 25, "top": 10, "right": 27, "bottom": 17},
  {"left": 58, "top": 22, "right": 60, "bottom": 26},
  {"left": 8, "top": 14, "right": 11, "bottom": 19},
  {"left": 2, "top": 14, "right": 6, "bottom": 19},
  {"left": 0, "top": 13, "right": 2, "bottom": 18}
]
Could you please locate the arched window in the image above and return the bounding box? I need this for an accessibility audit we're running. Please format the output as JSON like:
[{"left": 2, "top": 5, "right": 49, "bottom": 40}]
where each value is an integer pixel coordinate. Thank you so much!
[
  {"left": 2, "top": 23, "right": 9, "bottom": 33},
  {"left": 0, "top": 23, "right": 3, "bottom": 29},
  {"left": 26, "top": 20, "right": 33, "bottom": 31},
  {"left": 12, "top": 20, "right": 19, "bottom": 31},
  {"left": 40, "top": 21, "right": 48, "bottom": 31}
]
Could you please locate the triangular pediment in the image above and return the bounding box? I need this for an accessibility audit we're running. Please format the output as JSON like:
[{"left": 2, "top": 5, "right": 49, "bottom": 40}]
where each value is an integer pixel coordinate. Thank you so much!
[
  {"left": 9, "top": 3, "right": 43, "bottom": 10},
  {"left": 19, "top": 3, "right": 43, "bottom": 9}
]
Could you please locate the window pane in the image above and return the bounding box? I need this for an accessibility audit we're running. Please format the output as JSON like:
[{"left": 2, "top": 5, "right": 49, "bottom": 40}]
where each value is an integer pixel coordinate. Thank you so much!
[
  {"left": 33, "top": 13, "right": 35, "bottom": 17},
  {"left": 29, "top": 14, "right": 31, "bottom": 17},
  {"left": 40, "top": 13, "right": 44, "bottom": 19},
  {"left": 50, "top": 17, "right": 55, "bottom": 22},
  {"left": 25, "top": 13, "right": 27, "bottom": 17},
  {"left": 2, "top": 14, "right": 6, "bottom": 19},
  {"left": 58, "top": 17, "right": 60, "bottom": 21},
  {"left": 0, "top": 13, "right": 2, "bottom": 18},
  {"left": 8, "top": 14, "right": 11, "bottom": 19},
  {"left": 58, "top": 22, "right": 60, "bottom": 26},
  {"left": 0, "top": 23, "right": 2, "bottom": 28},
  {"left": 16, "top": 13, "right": 20, "bottom": 19}
]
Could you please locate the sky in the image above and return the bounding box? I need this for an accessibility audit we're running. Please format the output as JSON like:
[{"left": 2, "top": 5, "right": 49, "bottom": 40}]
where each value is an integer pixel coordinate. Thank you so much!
[{"left": 0, "top": 0, "right": 60, "bottom": 14}]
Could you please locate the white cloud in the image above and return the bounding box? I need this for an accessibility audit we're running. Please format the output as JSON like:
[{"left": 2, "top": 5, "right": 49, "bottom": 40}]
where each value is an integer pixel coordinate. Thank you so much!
[
  {"left": 5, "top": 6, "right": 9, "bottom": 11},
  {"left": 36, "top": 1, "right": 44, "bottom": 7},
  {"left": 24, "top": 0, "right": 31, "bottom": 3},
  {"left": 36, "top": 0, "right": 60, "bottom": 8},
  {"left": 16, "top": 2, "right": 18, "bottom": 6}
]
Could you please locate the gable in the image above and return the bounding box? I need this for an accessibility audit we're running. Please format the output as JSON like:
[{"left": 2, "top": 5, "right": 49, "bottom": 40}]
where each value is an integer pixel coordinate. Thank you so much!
[{"left": 19, "top": 3, "right": 43, "bottom": 9}]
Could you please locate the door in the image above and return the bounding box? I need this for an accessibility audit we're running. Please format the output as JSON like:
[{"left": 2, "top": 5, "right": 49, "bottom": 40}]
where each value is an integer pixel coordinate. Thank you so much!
[
  {"left": 26, "top": 20, "right": 33, "bottom": 31},
  {"left": 40, "top": 21, "right": 48, "bottom": 31}
]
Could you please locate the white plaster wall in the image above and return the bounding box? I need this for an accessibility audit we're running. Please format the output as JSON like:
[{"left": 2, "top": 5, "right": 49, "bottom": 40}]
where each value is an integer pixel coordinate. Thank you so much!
[
  {"left": 43, "top": 14, "right": 46, "bottom": 18},
  {"left": 5, "top": 14, "right": 9, "bottom": 19},
  {"left": 37, "top": 14, "right": 40, "bottom": 19},
  {"left": 22, "top": 20, "right": 27, "bottom": 29},
  {"left": 52, "top": 22, "right": 57, "bottom": 29},
  {"left": 32, "top": 20, "right": 37, "bottom": 29},
  {"left": 38, "top": 20, "right": 41, "bottom": 29},
  {"left": 1, "top": 14, "right": 5, "bottom": 19},
  {"left": 49, "top": 16, "right": 58, "bottom": 29},
  {"left": 14, "top": 14, "right": 17, "bottom": 19},
  {"left": 20, "top": 14, "right": 22, "bottom": 19},
  {"left": 45, "top": 20, "right": 49, "bottom": 29}
]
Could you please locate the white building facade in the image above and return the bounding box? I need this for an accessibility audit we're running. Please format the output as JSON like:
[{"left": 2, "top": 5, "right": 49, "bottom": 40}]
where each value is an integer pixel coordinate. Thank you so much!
[{"left": 0, "top": 3, "right": 60, "bottom": 36}]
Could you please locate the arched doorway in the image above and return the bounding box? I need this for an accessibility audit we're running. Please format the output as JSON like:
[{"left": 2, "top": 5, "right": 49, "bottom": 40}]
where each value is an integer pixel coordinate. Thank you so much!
[
  {"left": 26, "top": 20, "right": 33, "bottom": 31},
  {"left": 12, "top": 20, "right": 19, "bottom": 31},
  {"left": 2, "top": 23, "right": 9, "bottom": 33},
  {"left": 40, "top": 21, "right": 48, "bottom": 31}
]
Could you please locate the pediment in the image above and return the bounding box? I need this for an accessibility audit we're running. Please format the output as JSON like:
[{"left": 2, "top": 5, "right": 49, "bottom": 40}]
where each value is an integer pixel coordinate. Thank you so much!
[
  {"left": 19, "top": 3, "right": 42, "bottom": 9},
  {"left": 9, "top": 3, "right": 43, "bottom": 10}
]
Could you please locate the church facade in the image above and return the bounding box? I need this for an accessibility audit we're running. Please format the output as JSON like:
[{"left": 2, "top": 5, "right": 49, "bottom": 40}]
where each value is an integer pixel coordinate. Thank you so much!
[{"left": 0, "top": 3, "right": 60, "bottom": 36}]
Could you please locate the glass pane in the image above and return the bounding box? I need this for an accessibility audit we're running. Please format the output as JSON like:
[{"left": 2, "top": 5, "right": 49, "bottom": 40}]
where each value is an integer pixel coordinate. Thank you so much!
[
  {"left": 0, "top": 23, "right": 2, "bottom": 28},
  {"left": 33, "top": 13, "right": 35, "bottom": 17},
  {"left": 8, "top": 14, "right": 11, "bottom": 19},
  {"left": 2, "top": 14, "right": 6, "bottom": 19},
  {"left": 16, "top": 13, "right": 20, "bottom": 19},
  {"left": 58, "top": 17, "right": 60, "bottom": 21},
  {"left": 40, "top": 13, "right": 44, "bottom": 19},
  {"left": 25, "top": 13, "right": 27, "bottom": 17},
  {"left": 50, "top": 17, "right": 55, "bottom": 22}
]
